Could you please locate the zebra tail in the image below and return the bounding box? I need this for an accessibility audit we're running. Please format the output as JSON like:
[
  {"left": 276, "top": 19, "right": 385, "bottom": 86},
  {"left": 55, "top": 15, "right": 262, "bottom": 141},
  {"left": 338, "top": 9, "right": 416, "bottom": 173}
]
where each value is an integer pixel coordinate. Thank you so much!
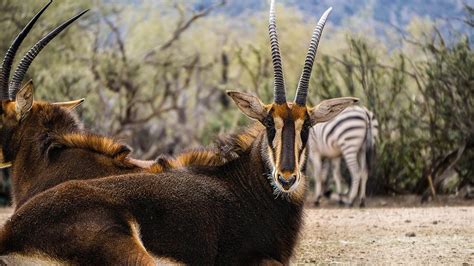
[{"left": 365, "top": 112, "right": 375, "bottom": 174}]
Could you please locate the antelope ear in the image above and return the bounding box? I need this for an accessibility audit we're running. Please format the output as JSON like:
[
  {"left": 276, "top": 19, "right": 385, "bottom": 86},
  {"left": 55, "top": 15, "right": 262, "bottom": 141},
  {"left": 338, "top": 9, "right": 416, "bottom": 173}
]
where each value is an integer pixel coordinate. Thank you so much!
[
  {"left": 309, "top": 97, "right": 359, "bottom": 126},
  {"left": 52, "top": 98, "right": 85, "bottom": 110},
  {"left": 15, "top": 80, "right": 34, "bottom": 121},
  {"left": 226, "top": 91, "right": 268, "bottom": 121}
]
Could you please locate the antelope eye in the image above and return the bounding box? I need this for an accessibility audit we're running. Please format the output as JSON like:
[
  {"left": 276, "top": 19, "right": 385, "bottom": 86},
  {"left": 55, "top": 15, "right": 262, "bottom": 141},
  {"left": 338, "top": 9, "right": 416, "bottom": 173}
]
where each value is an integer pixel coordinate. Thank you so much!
[
  {"left": 267, "top": 125, "right": 276, "bottom": 139},
  {"left": 262, "top": 116, "right": 274, "bottom": 129},
  {"left": 303, "top": 117, "right": 311, "bottom": 129},
  {"left": 268, "top": 127, "right": 276, "bottom": 136},
  {"left": 300, "top": 118, "right": 311, "bottom": 146},
  {"left": 263, "top": 116, "right": 276, "bottom": 144}
]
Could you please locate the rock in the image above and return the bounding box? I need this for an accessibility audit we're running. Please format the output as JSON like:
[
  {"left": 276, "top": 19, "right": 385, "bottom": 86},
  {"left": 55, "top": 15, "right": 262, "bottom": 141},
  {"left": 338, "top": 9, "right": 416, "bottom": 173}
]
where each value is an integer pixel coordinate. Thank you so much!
[{"left": 406, "top": 232, "right": 416, "bottom": 237}]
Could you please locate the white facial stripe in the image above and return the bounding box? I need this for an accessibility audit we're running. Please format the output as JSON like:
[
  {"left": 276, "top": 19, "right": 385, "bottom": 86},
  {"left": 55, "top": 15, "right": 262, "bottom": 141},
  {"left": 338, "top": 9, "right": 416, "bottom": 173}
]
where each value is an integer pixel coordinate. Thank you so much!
[
  {"left": 293, "top": 119, "right": 305, "bottom": 175},
  {"left": 273, "top": 117, "right": 283, "bottom": 168},
  {"left": 294, "top": 119, "right": 304, "bottom": 150},
  {"left": 265, "top": 113, "right": 308, "bottom": 202},
  {"left": 267, "top": 146, "right": 275, "bottom": 171}
]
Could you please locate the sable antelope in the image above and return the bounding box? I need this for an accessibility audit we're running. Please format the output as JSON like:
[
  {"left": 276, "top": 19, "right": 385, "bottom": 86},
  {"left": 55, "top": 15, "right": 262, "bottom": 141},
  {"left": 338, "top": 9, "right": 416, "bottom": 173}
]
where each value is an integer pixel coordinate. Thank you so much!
[
  {"left": 0, "top": 1, "right": 357, "bottom": 264},
  {"left": 309, "top": 105, "right": 378, "bottom": 207},
  {"left": 0, "top": 1, "right": 154, "bottom": 209}
]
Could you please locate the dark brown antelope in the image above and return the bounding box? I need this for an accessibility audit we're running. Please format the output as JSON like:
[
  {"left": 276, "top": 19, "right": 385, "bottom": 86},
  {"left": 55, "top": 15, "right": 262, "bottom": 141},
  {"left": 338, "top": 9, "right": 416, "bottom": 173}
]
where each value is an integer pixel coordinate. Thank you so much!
[
  {"left": 0, "top": 1, "right": 357, "bottom": 264},
  {"left": 0, "top": 1, "right": 155, "bottom": 210}
]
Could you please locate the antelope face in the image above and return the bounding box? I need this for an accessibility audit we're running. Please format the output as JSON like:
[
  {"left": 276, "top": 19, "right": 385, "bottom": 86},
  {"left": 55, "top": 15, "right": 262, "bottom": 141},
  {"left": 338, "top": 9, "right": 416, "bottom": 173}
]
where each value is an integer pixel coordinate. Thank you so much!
[
  {"left": 228, "top": 91, "right": 358, "bottom": 195},
  {"left": 227, "top": 0, "right": 358, "bottom": 197},
  {"left": 264, "top": 103, "right": 309, "bottom": 192}
]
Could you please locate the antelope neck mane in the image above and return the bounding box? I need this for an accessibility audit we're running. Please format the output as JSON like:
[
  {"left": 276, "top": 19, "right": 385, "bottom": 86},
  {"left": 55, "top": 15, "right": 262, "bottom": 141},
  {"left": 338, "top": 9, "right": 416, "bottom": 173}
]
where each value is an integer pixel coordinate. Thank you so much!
[
  {"left": 151, "top": 123, "right": 265, "bottom": 172},
  {"left": 30, "top": 103, "right": 133, "bottom": 164},
  {"left": 50, "top": 133, "right": 132, "bottom": 162}
]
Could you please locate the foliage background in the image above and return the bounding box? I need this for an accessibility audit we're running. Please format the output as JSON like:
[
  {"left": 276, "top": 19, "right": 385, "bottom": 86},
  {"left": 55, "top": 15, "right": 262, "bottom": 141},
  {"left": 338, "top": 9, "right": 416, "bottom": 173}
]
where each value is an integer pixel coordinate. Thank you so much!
[{"left": 0, "top": 0, "right": 472, "bottom": 199}]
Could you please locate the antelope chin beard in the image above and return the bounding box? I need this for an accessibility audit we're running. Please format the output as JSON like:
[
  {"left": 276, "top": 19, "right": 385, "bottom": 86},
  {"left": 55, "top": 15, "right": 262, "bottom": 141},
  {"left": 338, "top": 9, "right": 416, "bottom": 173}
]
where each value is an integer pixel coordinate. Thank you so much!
[
  {"left": 269, "top": 168, "right": 301, "bottom": 200},
  {"left": 263, "top": 151, "right": 301, "bottom": 199}
]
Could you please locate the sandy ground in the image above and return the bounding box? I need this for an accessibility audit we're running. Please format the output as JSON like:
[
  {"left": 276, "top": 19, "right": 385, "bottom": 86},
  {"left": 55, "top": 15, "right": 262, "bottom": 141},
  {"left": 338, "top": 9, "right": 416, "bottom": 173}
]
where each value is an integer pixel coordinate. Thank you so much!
[
  {"left": 0, "top": 202, "right": 473, "bottom": 264},
  {"left": 294, "top": 205, "right": 473, "bottom": 264}
]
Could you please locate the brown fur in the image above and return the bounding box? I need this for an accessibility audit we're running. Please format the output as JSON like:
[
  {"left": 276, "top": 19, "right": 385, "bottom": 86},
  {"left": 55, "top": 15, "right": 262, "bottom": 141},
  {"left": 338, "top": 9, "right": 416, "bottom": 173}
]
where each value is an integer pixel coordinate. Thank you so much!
[
  {"left": 289, "top": 104, "right": 308, "bottom": 120},
  {"left": 272, "top": 103, "right": 307, "bottom": 121},
  {"left": 0, "top": 123, "right": 304, "bottom": 265},
  {"left": 0, "top": 95, "right": 356, "bottom": 265},
  {"left": 0, "top": 4, "right": 356, "bottom": 260},
  {"left": 0, "top": 99, "right": 162, "bottom": 265},
  {"left": 150, "top": 123, "right": 265, "bottom": 172},
  {"left": 0, "top": 101, "right": 148, "bottom": 208},
  {"left": 0, "top": 90, "right": 354, "bottom": 264},
  {"left": 272, "top": 103, "right": 290, "bottom": 119},
  {"left": 53, "top": 133, "right": 134, "bottom": 167}
]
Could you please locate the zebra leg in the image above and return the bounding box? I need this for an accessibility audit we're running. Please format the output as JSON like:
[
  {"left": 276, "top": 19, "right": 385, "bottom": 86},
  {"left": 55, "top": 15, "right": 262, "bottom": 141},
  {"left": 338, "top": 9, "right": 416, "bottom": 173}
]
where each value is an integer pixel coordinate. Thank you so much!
[
  {"left": 359, "top": 169, "right": 368, "bottom": 208},
  {"left": 321, "top": 159, "right": 331, "bottom": 198},
  {"left": 331, "top": 157, "right": 343, "bottom": 204},
  {"left": 311, "top": 153, "right": 324, "bottom": 206},
  {"left": 342, "top": 151, "right": 361, "bottom": 207}
]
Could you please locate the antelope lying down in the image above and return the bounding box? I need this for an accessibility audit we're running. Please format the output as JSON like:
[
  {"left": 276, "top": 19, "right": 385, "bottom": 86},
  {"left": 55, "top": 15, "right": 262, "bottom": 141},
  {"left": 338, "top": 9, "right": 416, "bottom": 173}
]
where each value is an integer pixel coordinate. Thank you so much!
[
  {"left": 0, "top": 1, "right": 357, "bottom": 264},
  {"left": 0, "top": 1, "right": 155, "bottom": 210}
]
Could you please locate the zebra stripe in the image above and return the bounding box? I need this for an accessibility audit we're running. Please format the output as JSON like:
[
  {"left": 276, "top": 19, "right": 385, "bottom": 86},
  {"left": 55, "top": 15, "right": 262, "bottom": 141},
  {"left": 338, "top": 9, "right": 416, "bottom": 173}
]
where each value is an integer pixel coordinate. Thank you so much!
[{"left": 308, "top": 105, "right": 378, "bottom": 207}]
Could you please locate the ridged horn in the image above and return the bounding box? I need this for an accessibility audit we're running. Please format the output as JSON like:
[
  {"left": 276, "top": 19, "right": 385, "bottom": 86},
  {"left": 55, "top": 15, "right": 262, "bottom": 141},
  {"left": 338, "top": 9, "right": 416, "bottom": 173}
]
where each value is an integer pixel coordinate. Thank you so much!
[
  {"left": 0, "top": 0, "right": 52, "bottom": 100},
  {"left": 294, "top": 7, "right": 332, "bottom": 106},
  {"left": 269, "top": 0, "right": 286, "bottom": 104},
  {"left": 8, "top": 9, "right": 89, "bottom": 99}
]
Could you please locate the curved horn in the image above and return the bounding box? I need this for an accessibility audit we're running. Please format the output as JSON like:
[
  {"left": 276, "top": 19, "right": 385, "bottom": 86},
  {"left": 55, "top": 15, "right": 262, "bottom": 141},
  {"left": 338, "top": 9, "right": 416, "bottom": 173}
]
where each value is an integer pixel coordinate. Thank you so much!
[
  {"left": 0, "top": 0, "right": 52, "bottom": 100},
  {"left": 269, "top": 0, "right": 286, "bottom": 104},
  {"left": 294, "top": 7, "right": 332, "bottom": 106},
  {"left": 8, "top": 9, "right": 89, "bottom": 99}
]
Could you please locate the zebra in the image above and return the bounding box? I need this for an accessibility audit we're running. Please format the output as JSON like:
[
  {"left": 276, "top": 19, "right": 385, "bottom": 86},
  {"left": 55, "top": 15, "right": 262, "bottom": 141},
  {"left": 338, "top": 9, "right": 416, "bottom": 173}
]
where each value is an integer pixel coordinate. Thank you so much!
[{"left": 308, "top": 105, "right": 378, "bottom": 207}]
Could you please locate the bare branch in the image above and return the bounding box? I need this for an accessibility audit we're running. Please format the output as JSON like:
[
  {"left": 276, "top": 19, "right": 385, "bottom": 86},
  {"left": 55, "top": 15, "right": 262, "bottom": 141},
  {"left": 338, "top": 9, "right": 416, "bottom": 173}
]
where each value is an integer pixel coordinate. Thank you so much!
[
  {"left": 143, "top": 0, "right": 226, "bottom": 60},
  {"left": 103, "top": 15, "right": 128, "bottom": 64},
  {"left": 325, "top": 54, "right": 418, "bottom": 78}
]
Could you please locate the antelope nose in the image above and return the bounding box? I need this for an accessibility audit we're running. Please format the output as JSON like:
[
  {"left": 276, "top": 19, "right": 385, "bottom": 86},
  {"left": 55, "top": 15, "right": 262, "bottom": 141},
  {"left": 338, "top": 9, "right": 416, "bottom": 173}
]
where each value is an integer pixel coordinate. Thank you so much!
[{"left": 277, "top": 174, "right": 297, "bottom": 190}]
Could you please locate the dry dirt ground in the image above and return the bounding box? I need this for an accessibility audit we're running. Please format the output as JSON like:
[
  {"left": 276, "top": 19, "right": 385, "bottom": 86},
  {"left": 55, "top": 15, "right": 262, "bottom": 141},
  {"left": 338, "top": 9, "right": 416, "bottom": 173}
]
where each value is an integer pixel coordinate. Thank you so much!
[{"left": 0, "top": 198, "right": 473, "bottom": 265}]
